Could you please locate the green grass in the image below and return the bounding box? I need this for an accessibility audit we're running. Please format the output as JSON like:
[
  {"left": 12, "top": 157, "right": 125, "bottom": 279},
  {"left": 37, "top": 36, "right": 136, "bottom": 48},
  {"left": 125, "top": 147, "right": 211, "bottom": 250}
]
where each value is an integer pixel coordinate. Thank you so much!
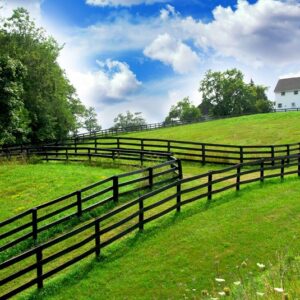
[
  {"left": 124, "top": 112, "right": 300, "bottom": 145},
  {"left": 19, "top": 176, "right": 300, "bottom": 300}
]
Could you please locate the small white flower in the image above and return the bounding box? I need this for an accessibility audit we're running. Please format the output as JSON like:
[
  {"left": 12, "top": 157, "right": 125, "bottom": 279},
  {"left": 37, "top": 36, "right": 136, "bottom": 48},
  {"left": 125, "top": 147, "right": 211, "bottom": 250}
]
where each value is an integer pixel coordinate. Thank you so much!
[
  {"left": 256, "top": 292, "right": 264, "bottom": 296},
  {"left": 215, "top": 278, "right": 225, "bottom": 283},
  {"left": 218, "top": 291, "right": 226, "bottom": 296},
  {"left": 274, "top": 287, "right": 284, "bottom": 293},
  {"left": 257, "top": 263, "right": 266, "bottom": 269},
  {"left": 192, "top": 288, "right": 196, "bottom": 291},
  {"left": 233, "top": 281, "right": 241, "bottom": 285},
  {"left": 211, "top": 298, "right": 219, "bottom": 300}
]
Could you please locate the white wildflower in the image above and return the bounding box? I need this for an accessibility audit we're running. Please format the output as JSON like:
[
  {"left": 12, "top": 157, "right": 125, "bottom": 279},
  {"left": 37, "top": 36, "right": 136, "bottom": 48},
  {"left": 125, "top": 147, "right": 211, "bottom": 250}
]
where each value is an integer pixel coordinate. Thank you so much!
[
  {"left": 218, "top": 291, "right": 226, "bottom": 296},
  {"left": 274, "top": 287, "right": 284, "bottom": 293},
  {"left": 233, "top": 281, "right": 241, "bottom": 285},
  {"left": 215, "top": 278, "right": 225, "bottom": 283},
  {"left": 257, "top": 263, "right": 266, "bottom": 270},
  {"left": 256, "top": 292, "right": 264, "bottom": 296}
]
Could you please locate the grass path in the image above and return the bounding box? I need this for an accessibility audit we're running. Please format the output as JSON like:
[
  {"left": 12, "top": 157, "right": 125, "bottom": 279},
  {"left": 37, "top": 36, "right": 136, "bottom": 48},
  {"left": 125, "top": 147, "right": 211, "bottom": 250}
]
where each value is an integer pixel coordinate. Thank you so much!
[{"left": 20, "top": 176, "right": 300, "bottom": 300}]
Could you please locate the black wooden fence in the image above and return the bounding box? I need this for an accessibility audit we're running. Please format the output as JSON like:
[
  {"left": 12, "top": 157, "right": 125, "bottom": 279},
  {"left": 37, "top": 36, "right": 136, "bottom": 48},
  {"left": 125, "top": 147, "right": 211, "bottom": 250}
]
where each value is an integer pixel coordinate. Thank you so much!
[
  {"left": 0, "top": 155, "right": 180, "bottom": 256},
  {"left": 1, "top": 153, "right": 300, "bottom": 299},
  {"left": 58, "top": 136, "right": 300, "bottom": 166}
]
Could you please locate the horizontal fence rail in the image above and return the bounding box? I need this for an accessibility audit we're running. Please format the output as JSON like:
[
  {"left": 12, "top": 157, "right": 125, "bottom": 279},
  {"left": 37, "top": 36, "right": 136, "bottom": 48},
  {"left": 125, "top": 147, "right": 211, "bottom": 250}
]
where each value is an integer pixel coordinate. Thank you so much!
[
  {"left": 54, "top": 136, "right": 300, "bottom": 166},
  {"left": 0, "top": 154, "right": 180, "bottom": 259},
  {"left": 1, "top": 153, "right": 300, "bottom": 299}
]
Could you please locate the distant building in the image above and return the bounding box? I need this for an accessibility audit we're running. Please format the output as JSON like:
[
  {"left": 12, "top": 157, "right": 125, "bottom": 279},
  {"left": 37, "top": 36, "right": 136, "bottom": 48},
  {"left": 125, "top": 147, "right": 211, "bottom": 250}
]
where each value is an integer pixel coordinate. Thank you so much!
[{"left": 274, "top": 77, "right": 300, "bottom": 109}]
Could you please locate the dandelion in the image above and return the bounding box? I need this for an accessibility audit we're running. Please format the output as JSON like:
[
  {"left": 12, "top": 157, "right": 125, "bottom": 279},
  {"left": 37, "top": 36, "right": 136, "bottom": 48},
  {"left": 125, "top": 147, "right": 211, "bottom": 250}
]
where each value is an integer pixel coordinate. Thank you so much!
[
  {"left": 256, "top": 292, "right": 264, "bottom": 296},
  {"left": 257, "top": 263, "right": 266, "bottom": 270},
  {"left": 215, "top": 278, "right": 225, "bottom": 283},
  {"left": 233, "top": 281, "right": 241, "bottom": 286},
  {"left": 274, "top": 287, "right": 284, "bottom": 293}
]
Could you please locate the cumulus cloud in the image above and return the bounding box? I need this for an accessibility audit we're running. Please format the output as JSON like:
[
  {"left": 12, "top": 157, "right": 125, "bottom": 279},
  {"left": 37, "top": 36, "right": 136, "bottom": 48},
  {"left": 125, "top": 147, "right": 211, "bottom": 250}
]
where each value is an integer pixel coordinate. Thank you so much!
[
  {"left": 180, "top": 0, "right": 300, "bottom": 66},
  {"left": 68, "top": 59, "right": 141, "bottom": 107},
  {"left": 86, "top": 0, "right": 167, "bottom": 7},
  {"left": 160, "top": 4, "right": 178, "bottom": 21},
  {"left": 144, "top": 33, "right": 200, "bottom": 74}
]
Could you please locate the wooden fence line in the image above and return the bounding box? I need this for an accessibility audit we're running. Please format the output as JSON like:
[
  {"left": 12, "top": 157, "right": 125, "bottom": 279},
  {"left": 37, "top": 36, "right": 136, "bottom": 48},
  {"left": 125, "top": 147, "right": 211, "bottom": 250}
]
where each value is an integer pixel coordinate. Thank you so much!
[
  {"left": 0, "top": 151, "right": 179, "bottom": 257},
  {"left": 1, "top": 153, "right": 300, "bottom": 299}
]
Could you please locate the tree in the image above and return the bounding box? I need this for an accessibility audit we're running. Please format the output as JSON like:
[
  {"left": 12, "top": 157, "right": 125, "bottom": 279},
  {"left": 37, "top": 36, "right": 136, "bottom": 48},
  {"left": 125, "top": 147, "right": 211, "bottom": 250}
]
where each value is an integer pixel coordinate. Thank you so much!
[
  {"left": 0, "top": 55, "right": 30, "bottom": 145},
  {"left": 199, "top": 69, "right": 272, "bottom": 116},
  {"left": 165, "top": 97, "right": 201, "bottom": 124},
  {"left": 0, "top": 8, "right": 87, "bottom": 144},
  {"left": 83, "top": 107, "right": 101, "bottom": 134},
  {"left": 113, "top": 111, "right": 146, "bottom": 129}
]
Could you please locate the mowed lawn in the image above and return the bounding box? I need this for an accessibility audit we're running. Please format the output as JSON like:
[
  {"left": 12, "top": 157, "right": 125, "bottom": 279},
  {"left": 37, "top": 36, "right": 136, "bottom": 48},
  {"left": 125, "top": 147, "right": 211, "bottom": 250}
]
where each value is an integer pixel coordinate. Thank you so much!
[
  {"left": 21, "top": 177, "right": 300, "bottom": 300},
  {"left": 0, "top": 161, "right": 129, "bottom": 221},
  {"left": 124, "top": 112, "right": 300, "bottom": 145}
]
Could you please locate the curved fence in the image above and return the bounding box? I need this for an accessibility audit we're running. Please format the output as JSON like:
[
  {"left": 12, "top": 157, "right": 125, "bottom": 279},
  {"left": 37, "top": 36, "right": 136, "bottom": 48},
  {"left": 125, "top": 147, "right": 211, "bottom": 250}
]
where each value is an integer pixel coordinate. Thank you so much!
[{"left": 1, "top": 152, "right": 300, "bottom": 299}]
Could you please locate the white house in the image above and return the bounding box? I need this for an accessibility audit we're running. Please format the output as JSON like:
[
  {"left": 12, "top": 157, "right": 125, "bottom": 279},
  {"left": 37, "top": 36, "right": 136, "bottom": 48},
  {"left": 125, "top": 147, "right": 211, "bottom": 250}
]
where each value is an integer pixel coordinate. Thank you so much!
[{"left": 274, "top": 77, "right": 300, "bottom": 109}]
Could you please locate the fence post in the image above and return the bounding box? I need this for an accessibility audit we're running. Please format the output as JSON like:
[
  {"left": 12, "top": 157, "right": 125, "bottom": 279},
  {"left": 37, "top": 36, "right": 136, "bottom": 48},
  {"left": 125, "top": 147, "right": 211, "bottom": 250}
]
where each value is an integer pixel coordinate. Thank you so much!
[
  {"left": 286, "top": 145, "right": 290, "bottom": 164},
  {"left": 32, "top": 208, "right": 38, "bottom": 243},
  {"left": 117, "top": 138, "right": 120, "bottom": 149},
  {"left": 113, "top": 176, "right": 119, "bottom": 203},
  {"left": 139, "top": 197, "right": 144, "bottom": 231},
  {"left": 260, "top": 160, "right": 264, "bottom": 182},
  {"left": 66, "top": 148, "right": 68, "bottom": 161},
  {"left": 240, "top": 147, "right": 244, "bottom": 164},
  {"left": 236, "top": 165, "right": 241, "bottom": 191},
  {"left": 141, "top": 139, "right": 144, "bottom": 151},
  {"left": 208, "top": 172, "right": 213, "bottom": 201},
  {"left": 167, "top": 141, "right": 171, "bottom": 153},
  {"left": 177, "top": 159, "right": 183, "bottom": 180},
  {"left": 140, "top": 151, "right": 144, "bottom": 166},
  {"left": 88, "top": 148, "right": 91, "bottom": 162},
  {"left": 36, "top": 247, "right": 43, "bottom": 289},
  {"left": 271, "top": 146, "right": 275, "bottom": 166},
  {"left": 148, "top": 167, "right": 153, "bottom": 188},
  {"left": 202, "top": 144, "right": 206, "bottom": 165},
  {"left": 280, "top": 159, "right": 284, "bottom": 180},
  {"left": 176, "top": 181, "right": 181, "bottom": 213},
  {"left": 77, "top": 190, "right": 82, "bottom": 217},
  {"left": 95, "top": 219, "right": 101, "bottom": 257}
]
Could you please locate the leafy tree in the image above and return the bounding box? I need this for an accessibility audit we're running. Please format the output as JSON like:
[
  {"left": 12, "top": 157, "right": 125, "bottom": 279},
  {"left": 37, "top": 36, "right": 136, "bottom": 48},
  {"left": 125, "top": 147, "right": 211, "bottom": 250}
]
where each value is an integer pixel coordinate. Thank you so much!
[
  {"left": 113, "top": 111, "right": 146, "bottom": 129},
  {"left": 165, "top": 97, "right": 201, "bottom": 124},
  {"left": 0, "top": 8, "right": 87, "bottom": 144},
  {"left": 199, "top": 69, "right": 272, "bottom": 116},
  {"left": 0, "top": 55, "right": 30, "bottom": 145},
  {"left": 83, "top": 107, "right": 101, "bottom": 134}
]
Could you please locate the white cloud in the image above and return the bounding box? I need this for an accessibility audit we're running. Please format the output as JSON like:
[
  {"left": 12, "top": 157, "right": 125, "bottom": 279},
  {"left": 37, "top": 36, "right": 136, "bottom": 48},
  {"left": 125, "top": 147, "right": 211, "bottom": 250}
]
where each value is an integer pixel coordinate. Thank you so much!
[
  {"left": 179, "top": 0, "right": 300, "bottom": 66},
  {"left": 144, "top": 33, "right": 200, "bottom": 74},
  {"left": 86, "top": 0, "right": 168, "bottom": 7},
  {"left": 67, "top": 59, "right": 141, "bottom": 108},
  {"left": 160, "top": 4, "right": 178, "bottom": 21}
]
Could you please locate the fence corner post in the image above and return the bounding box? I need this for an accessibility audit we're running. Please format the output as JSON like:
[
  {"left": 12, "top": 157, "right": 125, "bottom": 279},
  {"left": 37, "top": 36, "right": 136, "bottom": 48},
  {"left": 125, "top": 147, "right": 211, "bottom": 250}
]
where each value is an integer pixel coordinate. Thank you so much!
[
  {"left": 176, "top": 180, "right": 181, "bottom": 213},
  {"left": 177, "top": 159, "right": 183, "bottom": 180},
  {"left": 77, "top": 190, "right": 82, "bottom": 217},
  {"left": 208, "top": 172, "right": 213, "bottom": 202},
  {"left": 148, "top": 167, "right": 153, "bottom": 188},
  {"left": 95, "top": 219, "right": 101, "bottom": 258},
  {"left": 260, "top": 159, "right": 265, "bottom": 182},
  {"left": 236, "top": 165, "right": 241, "bottom": 191},
  {"left": 32, "top": 208, "right": 38, "bottom": 243}
]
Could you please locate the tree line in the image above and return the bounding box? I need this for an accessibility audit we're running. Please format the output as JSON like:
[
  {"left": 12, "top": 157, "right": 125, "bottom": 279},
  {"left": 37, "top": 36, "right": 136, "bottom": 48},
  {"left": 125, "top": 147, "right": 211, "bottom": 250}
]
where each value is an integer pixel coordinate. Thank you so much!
[{"left": 0, "top": 9, "right": 273, "bottom": 145}]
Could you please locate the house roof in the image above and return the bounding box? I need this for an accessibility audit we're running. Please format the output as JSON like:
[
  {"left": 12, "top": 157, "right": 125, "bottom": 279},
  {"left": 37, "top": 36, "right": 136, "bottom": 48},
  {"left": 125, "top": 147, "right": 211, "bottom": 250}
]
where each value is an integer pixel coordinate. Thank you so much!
[{"left": 274, "top": 77, "right": 300, "bottom": 93}]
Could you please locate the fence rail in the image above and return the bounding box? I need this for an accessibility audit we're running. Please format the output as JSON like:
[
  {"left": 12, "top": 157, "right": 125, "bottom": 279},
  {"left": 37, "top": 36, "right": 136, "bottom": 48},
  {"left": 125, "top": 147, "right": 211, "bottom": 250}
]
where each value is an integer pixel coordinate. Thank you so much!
[
  {"left": 0, "top": 149, "right": 179, "bottom": 258},
  {"left": 1, "top": 153, "right": 300, "bottom": 299}
]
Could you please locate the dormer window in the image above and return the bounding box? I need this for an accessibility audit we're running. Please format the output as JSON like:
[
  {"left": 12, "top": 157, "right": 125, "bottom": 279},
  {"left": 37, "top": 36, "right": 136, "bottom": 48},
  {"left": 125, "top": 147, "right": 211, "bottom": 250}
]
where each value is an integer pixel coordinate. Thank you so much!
[
  {"left": 281, "top": 92, "right": 285, "bottom": 96},
  {"left": 294, "top": 91, "right": 298, "bottom": 95}
]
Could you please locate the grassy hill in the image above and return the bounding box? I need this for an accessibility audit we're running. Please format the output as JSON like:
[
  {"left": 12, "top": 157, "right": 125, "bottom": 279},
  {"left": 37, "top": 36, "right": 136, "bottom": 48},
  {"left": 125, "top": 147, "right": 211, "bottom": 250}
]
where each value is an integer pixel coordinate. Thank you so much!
[
  {"left": 124, "top": 112, "right": 300, "bottom": 145},
  {"left": 21, "top": 177, "right": 300, "bottom": 300}
]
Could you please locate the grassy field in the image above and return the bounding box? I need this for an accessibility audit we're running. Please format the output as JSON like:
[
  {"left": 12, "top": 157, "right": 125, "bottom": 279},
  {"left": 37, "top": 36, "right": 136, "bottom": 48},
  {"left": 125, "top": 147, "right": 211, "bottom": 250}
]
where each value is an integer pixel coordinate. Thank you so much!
[
  {"left": 19, "top": 176, "right": 300, "bottom": 300},
  {"left": 124, "top": 112, "right": 300, "bottom": 145}
]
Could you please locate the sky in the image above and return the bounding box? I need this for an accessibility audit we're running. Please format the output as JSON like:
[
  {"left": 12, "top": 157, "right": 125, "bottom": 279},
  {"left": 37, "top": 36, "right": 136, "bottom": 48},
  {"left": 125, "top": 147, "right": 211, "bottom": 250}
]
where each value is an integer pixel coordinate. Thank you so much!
[{"left": 1, "top": 0, "right": 300, "bottom": 127}]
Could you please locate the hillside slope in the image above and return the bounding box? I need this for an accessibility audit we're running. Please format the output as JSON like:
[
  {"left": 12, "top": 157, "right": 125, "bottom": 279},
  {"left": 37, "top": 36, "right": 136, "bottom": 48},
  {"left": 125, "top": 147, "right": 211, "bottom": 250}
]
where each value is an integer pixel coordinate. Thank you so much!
[
  {"left": 124, "top": 112, "right": 300, "bottom": 145},
  {"left": 23, "top": 177, "right": 300, "bottom": 300}
]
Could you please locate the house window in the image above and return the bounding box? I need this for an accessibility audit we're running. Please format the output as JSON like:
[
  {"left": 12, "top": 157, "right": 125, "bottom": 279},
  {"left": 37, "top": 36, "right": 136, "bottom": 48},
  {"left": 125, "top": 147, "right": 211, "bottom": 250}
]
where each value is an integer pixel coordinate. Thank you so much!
[
  {"left": 294, "top": 91, "right": 298, "bottom": 95},
  {"left": 281, "top": 92, "right": 285, "bottom": 96},
  {"left": 278, "top": 103, "right": 282, "bottom": 108},
  {"left": 292, "top": 102, "right": 296, "bottom": 107}
]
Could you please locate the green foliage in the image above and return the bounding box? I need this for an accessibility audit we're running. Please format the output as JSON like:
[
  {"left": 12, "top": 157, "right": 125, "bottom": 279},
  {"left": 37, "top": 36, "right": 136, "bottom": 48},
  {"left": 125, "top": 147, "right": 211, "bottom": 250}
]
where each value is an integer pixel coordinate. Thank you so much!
[
  {"left": 164, "top": 97, "right": 201, "bottom": 124},
  {"left": 0, "top": 8, "right": 87, "bottom": 144},
  {"left": 83, "top": 107, "right": 101, "bottom": 134},
  {"left": 199, "top": 69, "right": 273, "bottom": 116},
  {"left": 0, "top": 55, "right": 30, "bottom": 144},
  {"left": 113, "top": 111, "right": 146, "bottom": 129}
]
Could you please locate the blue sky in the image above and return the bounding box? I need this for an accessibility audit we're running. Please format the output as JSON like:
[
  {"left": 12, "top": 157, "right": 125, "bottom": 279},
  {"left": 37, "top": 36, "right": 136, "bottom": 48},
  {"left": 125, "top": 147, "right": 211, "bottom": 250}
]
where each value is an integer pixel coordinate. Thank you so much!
[{"left": 1, "top": 0, "right": 300, "bottom": 127}]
